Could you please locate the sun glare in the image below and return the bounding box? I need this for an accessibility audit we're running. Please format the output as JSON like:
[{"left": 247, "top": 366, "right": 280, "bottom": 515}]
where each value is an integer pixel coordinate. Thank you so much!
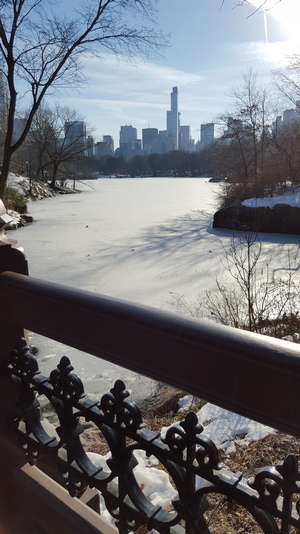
[{"left": 247, "top": 0, "right": 300, "bottom": 66}]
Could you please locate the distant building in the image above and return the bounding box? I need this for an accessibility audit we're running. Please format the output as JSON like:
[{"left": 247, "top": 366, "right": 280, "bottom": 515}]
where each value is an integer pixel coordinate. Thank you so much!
[
  {"left": 282, "top": 108, "right": 299, "bottom": 126},
  {"left": 142, "top": 128, "right": 159, "bottom": 155},
  {"left": 222, "top": 118, "right": 243, "bottom": 143},
  {"left": 179, "top": 125, "right": 190, "bottom": 151},
  {"left": 65, "top": 121, "right": 87, "bottom": 153},
  {"left": 158, "top": 130, "right": 168, "bottom": 154},
  {"left": 120, "top": 125, "right": 137, "bottom": 146},
  {"left": 86, "top": 136, "right": 94, "bottom": 157},
  {"left": 200, "top": 123, "right": 214, "bottom": 148},
  {"left": 95, "top": 142, "right": 108, "bottom": 157},
  {"left": 166, "top": 86, "right": 180, "bottom": 150},
  {"left": 95, "top": 136, "right": 115, "bottom": 157},
  {"left": 118, "top": 125, "right": 140, "bottom": 159},
  {"left": 272, "top": 101, "right": 300, "bottom": 133},
  {"left": 103, "top": 135, "right": 114, "bottom": 155}
]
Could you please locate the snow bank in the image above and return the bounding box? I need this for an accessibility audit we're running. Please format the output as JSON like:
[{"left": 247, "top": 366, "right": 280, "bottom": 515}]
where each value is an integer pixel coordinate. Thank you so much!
[
  {"left": 6, "top": 172, "right": 28, "bottom": 195},
  {"left": 173, "top": 395, "right": 276, "bottom": 453},
  {"left": 196, "top": 402, "right": 276, "bottom": 453},
  {"left": 242, "top": 189, "right": 300, "bottom": 209}
]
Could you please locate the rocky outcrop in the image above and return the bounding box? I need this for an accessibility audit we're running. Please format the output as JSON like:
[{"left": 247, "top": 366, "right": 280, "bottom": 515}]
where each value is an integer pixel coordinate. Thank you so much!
[
  {"left": 213, "top": 204, "right": 300, "bottom": 235},
  {"left": 139, "top": 384, "right": 187, "bottom": 416}
]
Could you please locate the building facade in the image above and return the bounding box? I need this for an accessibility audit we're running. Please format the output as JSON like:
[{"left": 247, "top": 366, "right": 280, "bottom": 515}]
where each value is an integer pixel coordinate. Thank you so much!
[
  {"left": 119, "top": 125, "right": 137, "bottom": 146},
  {"left": 64, "top": 121, "right": 87, "bottom": 154},
  {"left": 166, "top": 86, "right": 180, "bottom": 150},
  {"left": 200, "top": 123, "right": 214, "bottom": 148},
  {"left": 142, "top": 128, "right": 159, "bottom": 155}
]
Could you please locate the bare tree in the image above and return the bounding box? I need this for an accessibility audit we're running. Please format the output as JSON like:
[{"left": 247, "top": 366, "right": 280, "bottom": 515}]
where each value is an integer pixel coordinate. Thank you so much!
[
  {"left": 29, "top": 105, "right": 93, "bottom": 187},
  {"left": 174, "top": 232, "right": 300, "bottom": 340},
  {"left": 0, "top": 0, "right": 167, "bottom": 198},
  {"left": 226, "top": 71, "right": 270, "bottom": 181},
  {"left": 203, "top": 232, "right": 300, "bottom": 338},
  {"left": 222, "top": 0, "right": 283, "bottom": 12}
]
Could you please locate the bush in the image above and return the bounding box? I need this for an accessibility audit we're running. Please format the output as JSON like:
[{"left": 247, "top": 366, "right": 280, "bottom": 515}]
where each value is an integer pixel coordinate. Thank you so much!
[
  {"left": 4, "top": 187, "right": 27, "bottom": 212},
  {"left": 173, "top": 232, "right": 300, "bottom": 342}
]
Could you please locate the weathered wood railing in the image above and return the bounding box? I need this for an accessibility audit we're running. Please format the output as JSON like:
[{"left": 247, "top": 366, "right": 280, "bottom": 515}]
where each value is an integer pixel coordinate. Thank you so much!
[{"left": 1, "top": 242, "right": 300, "bottom": 533}]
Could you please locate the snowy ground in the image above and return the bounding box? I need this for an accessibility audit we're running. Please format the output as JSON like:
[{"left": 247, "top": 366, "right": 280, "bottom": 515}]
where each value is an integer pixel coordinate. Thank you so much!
[{"left": 7, "top": 176, "right": 299, "bottom": 518}]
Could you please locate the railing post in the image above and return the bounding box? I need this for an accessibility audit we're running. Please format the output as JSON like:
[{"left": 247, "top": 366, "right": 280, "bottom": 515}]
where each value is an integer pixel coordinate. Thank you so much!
[
  {"left": 0, "top": 201, "right": 29, "bottom": 524},
  {"left": 0, "top": 200, "right": 28, "bottom": 427}
]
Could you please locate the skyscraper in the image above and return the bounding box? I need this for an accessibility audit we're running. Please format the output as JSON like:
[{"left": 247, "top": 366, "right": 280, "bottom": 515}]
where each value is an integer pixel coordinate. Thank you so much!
[
  {"left": 179, "top": 125, "right": 190, "bottom": 151},
  {"left": 142, "top": 128, "right": 159, "bottom": 155},
  {"left": 119, "top": 125, "right": 137, "bottom": 147},
  {"left": 65, "top": 121, "right": 87, "bottom": 152},
  {"left": 103, "top": 135, "right": 114, "bottom": 155},
  {"left": 166, "top": 86, "right": 179, "bottom": 150},
  {"left": 200, "top": 123, "right": 214, "bottom": 148}
]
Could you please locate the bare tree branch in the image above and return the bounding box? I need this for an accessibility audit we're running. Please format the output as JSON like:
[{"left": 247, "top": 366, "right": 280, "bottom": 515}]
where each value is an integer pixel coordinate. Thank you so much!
[{"left": 0, "top": 0, "right": 168, "bottom": 197}]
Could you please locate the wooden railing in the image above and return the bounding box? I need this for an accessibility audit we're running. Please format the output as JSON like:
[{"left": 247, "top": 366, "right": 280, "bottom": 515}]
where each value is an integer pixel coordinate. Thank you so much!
[{"left": 1, "top": 241, "right": 300, "bottom": 533}]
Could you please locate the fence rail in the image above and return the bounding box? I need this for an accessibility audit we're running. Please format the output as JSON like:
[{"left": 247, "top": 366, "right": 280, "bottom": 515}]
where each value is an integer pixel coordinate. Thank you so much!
[{"left": 1, "top": 271, "right": 300, "bottom": 436}]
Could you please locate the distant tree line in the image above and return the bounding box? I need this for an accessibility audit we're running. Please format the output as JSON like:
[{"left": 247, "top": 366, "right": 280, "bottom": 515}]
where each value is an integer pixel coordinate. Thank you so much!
[
  {"left": 92, "top": 148, "right": 215, "bottom": 178},
  {"left": 9, "top": 129, "right": 216, "bottom": 185}
]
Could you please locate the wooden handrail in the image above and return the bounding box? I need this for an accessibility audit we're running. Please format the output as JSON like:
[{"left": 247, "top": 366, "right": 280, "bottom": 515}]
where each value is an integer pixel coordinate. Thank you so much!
[{"left": 0, "top": 270, "right": 300, "bottom": 436}]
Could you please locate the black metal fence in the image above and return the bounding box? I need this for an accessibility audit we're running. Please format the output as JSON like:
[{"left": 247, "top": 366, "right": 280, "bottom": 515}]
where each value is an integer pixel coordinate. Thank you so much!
[{"left": 2, "top": 270, "right": 300, "bottom": 533}]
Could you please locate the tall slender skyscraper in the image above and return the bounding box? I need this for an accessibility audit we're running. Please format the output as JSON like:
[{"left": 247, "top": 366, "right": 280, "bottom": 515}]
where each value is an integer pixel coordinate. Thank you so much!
[{"left": 167, "top": 86, "right": 179, "bottom": 150}]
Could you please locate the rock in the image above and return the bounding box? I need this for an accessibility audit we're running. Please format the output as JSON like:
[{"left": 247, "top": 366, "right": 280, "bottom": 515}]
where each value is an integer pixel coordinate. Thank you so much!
[
  {"left": 213, "top": 204, "right": 300, "bottom": 235},
  {"left": 140, "top": 384, "right": 187, "bottom": 416},
  {"left": 21, "top": 214, "right": 35, "bottom": 225},
  {"left": 273, "top": 204, "right": 300, "bottom": 234}
]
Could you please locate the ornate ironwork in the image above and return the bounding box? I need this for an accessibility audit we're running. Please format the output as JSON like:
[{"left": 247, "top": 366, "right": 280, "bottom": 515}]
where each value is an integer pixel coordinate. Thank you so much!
[{"left": 6, "top": 338, "right": 300, "bottom": 533}]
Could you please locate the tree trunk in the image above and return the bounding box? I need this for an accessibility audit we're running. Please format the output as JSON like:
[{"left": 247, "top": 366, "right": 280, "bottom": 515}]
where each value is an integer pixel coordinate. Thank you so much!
[
  {"left": 0, "top": 151, "right": 12, "bottom": 199},
  {"left": 50, "top": 165, "right": 58, "bottom": 188}
]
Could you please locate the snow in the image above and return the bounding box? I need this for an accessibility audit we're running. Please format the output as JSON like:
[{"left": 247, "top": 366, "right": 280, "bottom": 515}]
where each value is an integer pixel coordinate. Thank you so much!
[
  {"left": 242, "top": 189, "right": 300, "bottom": 208},
  {"left": 194, "top": 403, "right": 276, "bottom": 452},
  {"left": 85, "top": 401, "right": 277, "bottom": 523},
  {"left": 163, "top": 396, "right": 276, "bottom": 454},
  {"left": 6, "top": 175, "right": 294, "bottom": 520},
  {"left": 6, "top": 172, "right": 27, "bottom": 194}
]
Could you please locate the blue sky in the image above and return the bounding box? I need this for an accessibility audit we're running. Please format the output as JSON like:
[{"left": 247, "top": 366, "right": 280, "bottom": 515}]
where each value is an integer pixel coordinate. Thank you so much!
[{"left": 52, "top": 0, "right": 300, "bottom": 147}]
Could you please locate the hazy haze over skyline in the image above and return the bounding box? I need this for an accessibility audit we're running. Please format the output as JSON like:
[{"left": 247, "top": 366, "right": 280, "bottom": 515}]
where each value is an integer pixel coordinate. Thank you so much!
[{"left": 51, "top": 0, "right": 300, "bottom": 147}]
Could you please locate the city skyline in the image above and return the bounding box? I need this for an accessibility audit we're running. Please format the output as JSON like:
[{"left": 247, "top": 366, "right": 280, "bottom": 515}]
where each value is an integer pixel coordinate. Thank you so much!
[
  {"left": 49, "top": 0, "right": 300, "bottom": 147},
  {"left": 94, "top": 86, "right": 215, "bottom": 156}
]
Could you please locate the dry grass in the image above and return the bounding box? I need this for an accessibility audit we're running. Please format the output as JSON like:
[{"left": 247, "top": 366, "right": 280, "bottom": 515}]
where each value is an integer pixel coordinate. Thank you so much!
[{"left": 80, "top": 410, "right": 300, "bottom": 533}]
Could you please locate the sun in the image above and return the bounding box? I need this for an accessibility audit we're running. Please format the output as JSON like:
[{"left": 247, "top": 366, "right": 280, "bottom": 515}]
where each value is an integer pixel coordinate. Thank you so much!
[
  {"left": 246, "top": 0, "right": 300, "bottom": 67},
  {"left": 248, "top": 0, "right": 300, "bottom": 49}
]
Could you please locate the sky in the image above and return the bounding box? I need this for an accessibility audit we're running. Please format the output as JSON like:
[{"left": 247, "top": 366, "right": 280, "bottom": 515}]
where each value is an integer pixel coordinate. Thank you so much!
[{"left": 48, "top": 0, "right": 300, "bottom": 147}]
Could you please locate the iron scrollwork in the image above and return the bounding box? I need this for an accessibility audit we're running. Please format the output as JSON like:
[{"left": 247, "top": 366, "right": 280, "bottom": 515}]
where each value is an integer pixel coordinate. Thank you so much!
[{"left": 6, "top": 337, "right": 300, "bottom": 533}]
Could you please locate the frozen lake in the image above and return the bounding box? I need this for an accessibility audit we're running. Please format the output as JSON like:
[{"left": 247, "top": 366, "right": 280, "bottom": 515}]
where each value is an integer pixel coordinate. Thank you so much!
[
  {"left": 8, "top": 177, "right": 300, "bottom": 401},
  {"left": 14, "top": 177, "right": 221, "bottom": 303}
]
